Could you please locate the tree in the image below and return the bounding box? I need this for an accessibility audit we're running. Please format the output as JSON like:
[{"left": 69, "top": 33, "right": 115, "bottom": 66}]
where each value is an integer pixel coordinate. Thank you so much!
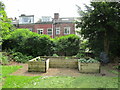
[
  {"left": 76, "top": 2, "right": 120, "bottom": 59},
  {"left": 0, "top": 1, "right": 14, "bottom": 39}
]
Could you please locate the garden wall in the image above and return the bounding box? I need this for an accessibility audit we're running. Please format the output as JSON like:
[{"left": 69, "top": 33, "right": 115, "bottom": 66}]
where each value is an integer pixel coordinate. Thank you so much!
[{"left": 41, "top": 56, "right": 78, "bottom": 69}]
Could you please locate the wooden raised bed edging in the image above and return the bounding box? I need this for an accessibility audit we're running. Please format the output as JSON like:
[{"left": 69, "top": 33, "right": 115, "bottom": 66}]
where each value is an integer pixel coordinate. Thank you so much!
[
  {"left": 40, "top": 56, "right": 78, "bottom": 68},
  {"left": 78, "top": 58, "right": 100, "bottom": 73},
  {"left": 28, "top": 56, "right": 49, "bottom": 72}
]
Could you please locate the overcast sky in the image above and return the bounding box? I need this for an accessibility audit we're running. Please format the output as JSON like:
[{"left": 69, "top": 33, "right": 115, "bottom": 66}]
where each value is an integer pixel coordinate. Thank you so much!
[{"left": 1, "top": 0, "right": 91, "bottom": 22}]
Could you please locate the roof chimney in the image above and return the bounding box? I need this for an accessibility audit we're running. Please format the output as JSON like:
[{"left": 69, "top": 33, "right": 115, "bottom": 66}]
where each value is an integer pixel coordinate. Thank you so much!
[{"left": 54, "top": 13, "right": 59, "bottom": 20}]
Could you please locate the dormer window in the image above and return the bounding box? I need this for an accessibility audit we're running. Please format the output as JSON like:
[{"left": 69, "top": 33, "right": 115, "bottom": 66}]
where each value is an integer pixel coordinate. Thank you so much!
[{"left": 23, "top": 17, "right": 29, "bottom": 22}]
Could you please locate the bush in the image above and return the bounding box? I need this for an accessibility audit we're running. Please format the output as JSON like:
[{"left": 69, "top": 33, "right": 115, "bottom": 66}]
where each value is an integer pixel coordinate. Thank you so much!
[
  {"left": 78, "top": 58, "right": 99, "bottom": 63},
  {"left": 23, "top": 35, "right": 54, "bottom": 57},
  {"left": 2, "top": 29, "right": 39, "bottom": 51},
  {"left": 2, "top": 29, "right": 54, "bottom": 57},
  {"left": 3, "top": 29, "right": 80, "bottom": 57},
  {"left": 76, "top": 53, "right": 85, "bottom": 58},
  {"left": 1, "top": 54, "right": 9, "bottom": 65},
  {"left": 52, "top": 54, "right": 59, "bottom": 57},
  {"left": 55, "top": 34, "right": 80, "bottom": 56},
  {"left": 12, "top": 52, "right": 33, "bottom": 63}
]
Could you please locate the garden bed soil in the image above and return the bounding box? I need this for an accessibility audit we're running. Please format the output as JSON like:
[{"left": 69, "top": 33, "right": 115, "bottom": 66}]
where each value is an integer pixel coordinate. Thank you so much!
[{"left": 10, "top": 62, "right": 118, "bottom": 77}]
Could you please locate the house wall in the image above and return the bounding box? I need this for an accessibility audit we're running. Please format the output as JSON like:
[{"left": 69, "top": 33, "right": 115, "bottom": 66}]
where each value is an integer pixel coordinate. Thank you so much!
[
  {"left": 18, "top": 23, "right": 75, "bottom": 38},
  {"left": 34, "top": 23, "right": 53, "bottom": 38},
  {"left": 19, "top": 15, "right": 34, "bottom": 24},
  {"left": 19, "top": 24, "right": 35, "bottom": 32},
  {"left": 53, "top": 23, "right": 75, "bottom": 38}
]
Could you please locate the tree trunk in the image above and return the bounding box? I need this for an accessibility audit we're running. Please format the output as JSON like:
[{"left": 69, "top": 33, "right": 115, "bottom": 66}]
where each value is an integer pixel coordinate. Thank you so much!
[{"left": 104, "top": 31, "right": 109, "bottom": 55}]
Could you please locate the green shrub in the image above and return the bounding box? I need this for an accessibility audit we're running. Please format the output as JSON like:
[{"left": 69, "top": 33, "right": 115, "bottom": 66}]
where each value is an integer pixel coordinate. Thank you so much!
[
  {"left": 12, "top": 52, "right": 33, "bottom": 63},
  {"left": 2, "top": 29, "right": 54, "bottom": 57},
  {"left": 78, "top": 58, "right": 99, "bottom": 63},
  {"left": 52, "top": 54, "right": 59, "bottom": 57},
  {"left": 2, "top": 29, "right": 39, "bottom": 51},
  {"left": 55, "top": 34, "right": 80, "bottom": 56},
  {"left": 76, "top": 53, "right": 85, "bottom": 58},
  {"left": 1, "top": 55, "right": 9, "bottom": 65},
  {"left": 23, "top": 35, "right": 54, "bottom": 57},
  {"left": 3, "top": 29, "right": 80, "bottom": 57}
]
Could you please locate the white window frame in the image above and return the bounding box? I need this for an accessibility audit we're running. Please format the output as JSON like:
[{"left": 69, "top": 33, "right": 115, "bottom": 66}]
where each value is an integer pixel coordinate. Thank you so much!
[
  {"left": 64, "top": 27, "right": 70, "bottom": 35},
  {"left": 56, "top": 27, "right": 60, "bottom": 34},
  {"left": 37, "top": 29, "right": 43, "bottom": 34},
  {"left": 47, "top": 28, "right": 52, "bottom": 35}
]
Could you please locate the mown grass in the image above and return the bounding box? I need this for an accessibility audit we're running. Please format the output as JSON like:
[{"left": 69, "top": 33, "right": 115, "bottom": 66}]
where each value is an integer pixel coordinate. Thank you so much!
[
  {"left": 2, "top": 65, "right": 22, "bottom": 77},
  {"left": 1, "top": 65, "right": 22, "bottom": 89},
  {"left": 3, "top": 75, "right": 118, "bottom": 88},
  {"left": 2, "top": 65, "right": 119, "bottom": 88},
  {"left": 2, "top": 75, "right": 40, "bottom": 88}
]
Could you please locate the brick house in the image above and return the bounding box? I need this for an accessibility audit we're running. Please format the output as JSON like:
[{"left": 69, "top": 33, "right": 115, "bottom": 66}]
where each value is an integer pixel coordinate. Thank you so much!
[
  {"left": 34, "top": 22, "right": 53, "bottom": 38},
  {"left": 18, "top": 14, "right": 35, "bottom": 32},
  {"left": 16, "top": 13, "right": 75, "bottom": 38},
  {"left": 53, "top": 13, "right": 75, "bottom": 38}
]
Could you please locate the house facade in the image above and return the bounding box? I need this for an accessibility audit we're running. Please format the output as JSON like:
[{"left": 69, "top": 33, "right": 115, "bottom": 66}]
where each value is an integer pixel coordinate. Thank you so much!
[
  {"left": 15, "top": 13, "right": 75, "bottom": 38},
  {"left": 53, "top": 13, "right": 75, "bottom": 38},
  {"left": 34, "top": 22, "right": 53, "bottom": 38}
]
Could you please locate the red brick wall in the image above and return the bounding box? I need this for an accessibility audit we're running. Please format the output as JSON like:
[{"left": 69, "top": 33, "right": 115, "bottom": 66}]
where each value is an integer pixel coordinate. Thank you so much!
[
  {"left": 34, "top": 23, "right": 53, "bottom": 38},
  {"left": 18, "top": 23, "right": 75, "bottom": 38},
  {"left": 53, "top": 23, "right": 75, "bottom": 38},
  {"left": 19, "top": 24, "right": 35, "bottom": 32}
]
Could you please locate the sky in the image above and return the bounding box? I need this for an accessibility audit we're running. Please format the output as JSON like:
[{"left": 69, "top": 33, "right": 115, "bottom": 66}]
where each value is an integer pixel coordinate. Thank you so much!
[{"left": 1, "top": 0, "right": 91, "bottom": 22}]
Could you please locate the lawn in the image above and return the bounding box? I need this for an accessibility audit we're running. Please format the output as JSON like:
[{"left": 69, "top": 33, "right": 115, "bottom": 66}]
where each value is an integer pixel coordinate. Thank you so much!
[
  {"left": 2, "top": 65, "right": 22, "bottom": 77},
  {"left": 2, "top": 66, "right": 118, "bottom": 88}
]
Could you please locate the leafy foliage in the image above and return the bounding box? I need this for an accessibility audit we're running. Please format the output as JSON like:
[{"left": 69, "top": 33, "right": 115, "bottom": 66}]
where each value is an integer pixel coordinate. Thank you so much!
[
  {"left": 76, "top": 2, "right": 120, "bottom": 59},
  {"left": 3, "top": 32, "right": 80, "bottom": 57},
  {"left": 55, "top": 34, "right": 80, "bottom": 56},
  {"left": 23, "top": 35, "right": 54, "bottom": 57},
  {"left": 52, "top": 54, "right": 59, "bottom": 57},
  {"left": 12, "top": 52, "right": 33, "bottom": 63},
  {"left": 76, "top": 53, "right": 85, "bottom": 58},
  {"left": 0, "top": 1, "right": 15, "bottom": 39},
  {"left": 2, "top": 29, "right": 37, "bottom": 52},
  {"left": 2, "top": 29, "right": 54, "bottom": 57},
  {"left": 78, "top": 58, "right": 99, "bottom": 63},
  {"left": 1, "top": 54, "right": 9, "bottom": 65}
]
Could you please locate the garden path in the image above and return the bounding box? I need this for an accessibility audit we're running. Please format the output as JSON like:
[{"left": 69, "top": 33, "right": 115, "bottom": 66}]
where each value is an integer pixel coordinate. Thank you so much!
[{"left": 9, "top": 62, "right": 118, "bottom": 77}]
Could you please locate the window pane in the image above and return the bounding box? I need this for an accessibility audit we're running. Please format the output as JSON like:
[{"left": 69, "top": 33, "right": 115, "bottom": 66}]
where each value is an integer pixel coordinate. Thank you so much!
[
  {"left": 23, "top": 17, "right": 28, "bottom": 22},
  {"left": 48, "top": 29, "right": 52, "bottom": 31},
  {"left": 64, "top": 27, "right": 70, "bottom": 34},
  {"left": 56, "top": 27, "right": 60, "bottom": 34},
  {"left": 47, "top": 28, "right": 52, "bottom": 35},
  {"left": 37, "top": 29, "right": 43, "bottom": 34}
]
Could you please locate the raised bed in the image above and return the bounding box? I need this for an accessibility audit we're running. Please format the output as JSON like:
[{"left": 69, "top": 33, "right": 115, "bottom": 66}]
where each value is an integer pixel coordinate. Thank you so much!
[
  {"left": 78, "top": 58, "right": 100, "bottom": 73},
  {"left": 28, "top": 56, "right": 49, "bottom": 72},
  {"left": 40, "top": 56, "right": 78, "bottom": 69}
]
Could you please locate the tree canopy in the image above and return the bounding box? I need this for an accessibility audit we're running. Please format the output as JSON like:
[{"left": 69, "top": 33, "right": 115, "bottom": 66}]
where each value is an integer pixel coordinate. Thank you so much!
[
  {"left": 76, "top": 2, "right": 120, "bottom": 59},
  {"left": 0, "top": 1, "right": 14, "bottom": 39}
]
